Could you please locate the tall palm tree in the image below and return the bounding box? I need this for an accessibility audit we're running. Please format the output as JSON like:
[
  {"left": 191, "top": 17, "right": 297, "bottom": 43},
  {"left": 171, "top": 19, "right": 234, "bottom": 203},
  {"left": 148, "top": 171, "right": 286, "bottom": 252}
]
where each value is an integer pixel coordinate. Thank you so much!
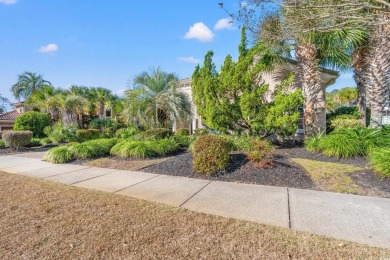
[
  {"left": 58, "top": 94, "right": 89, "bottom": 128},
  {"left": 90, "top": 87, "right": 114, "bottom": 119},
  {"left": 11, "top": 72, "right": 51, "bottom": 101},
  {"left": 26, "top": 85, "right": 63, "bottom": 120},
  {"left": 124, "top": 67, "right": 191, "bottom": 128}
]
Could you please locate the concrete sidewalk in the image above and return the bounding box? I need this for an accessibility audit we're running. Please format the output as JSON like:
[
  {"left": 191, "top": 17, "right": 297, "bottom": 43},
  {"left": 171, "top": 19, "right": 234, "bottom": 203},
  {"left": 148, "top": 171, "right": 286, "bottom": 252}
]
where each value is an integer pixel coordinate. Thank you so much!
[{"left": 1, "top": 153, "right": 390, "bottom": 249}]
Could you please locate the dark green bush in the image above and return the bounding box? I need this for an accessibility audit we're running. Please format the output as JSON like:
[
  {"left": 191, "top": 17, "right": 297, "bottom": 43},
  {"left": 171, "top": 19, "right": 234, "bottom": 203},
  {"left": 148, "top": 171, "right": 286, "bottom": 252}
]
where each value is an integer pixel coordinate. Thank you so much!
[
  {"left": 0, "top": 140, "right": 5, "bottom": 149},
  {"left": 44, "top": 146, "right": 75, "bottom": 164},
  {"left": 89, "top": 129, "right": 101, "bottom": 138},
  {"left": 44, "top": 122, "right": 77, "bottom": 144},
  {"left": 194, "top": 128, "right": 209, "bottom": 136},
  {"left": 175, "top": 128, "right": 190, "bottom": 136},
  {"left": 115, "top": 127, "right": 138, "bottom": 138},
  {"left": 40, "top": 137, "right": 52, "bottom": 146},
  {"left": 142, "top": 128, "right": 173, "bottom": 140},
  {"left": 76, "top": 129, "right": 92, "bottom": 142},
  {"left": 192, "top": 135, "right": 231, "bottom": 174},
  {"left": 173, "top": 135, "right": 192, "bottom": 148},
  {"left": 2, "top": 130, "right": 33, "bottom": 149},
  {"left": 13, "top": 111, "right": 51, "bottom": 138},
  {"left": 369, "top": 148, "right": 390, "bottom": 178}
]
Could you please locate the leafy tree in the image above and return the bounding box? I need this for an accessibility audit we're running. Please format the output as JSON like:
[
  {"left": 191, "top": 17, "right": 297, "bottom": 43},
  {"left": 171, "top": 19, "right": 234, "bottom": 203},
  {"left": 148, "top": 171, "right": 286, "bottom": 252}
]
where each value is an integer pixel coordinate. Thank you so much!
[
  {"left": 11, "top": 72, "right": 51, "bottom": 100},
  {"left": 25, "top": 85, "right": 62, "bottom": 121},
  {"left": 0, "top": 94, "right": 10, "bottom": 114},
  {"left": 13, "top": 111, "right": 51, "bottom": 138},
  {"left": 123, "top": 67, "right": 191, "bottom": 128},
  {"left": 192, "top": 28, "right": 304, "bottom": 137},
  {"left": 334, "top": 87, "right": 357, "bottom": 106}
]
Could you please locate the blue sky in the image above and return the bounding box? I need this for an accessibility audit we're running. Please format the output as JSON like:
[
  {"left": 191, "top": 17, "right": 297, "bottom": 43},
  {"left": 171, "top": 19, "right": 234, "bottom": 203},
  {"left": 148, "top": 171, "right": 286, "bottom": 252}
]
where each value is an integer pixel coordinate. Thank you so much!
[{"left": 0, "top": 0, "right": 354, "bottom": 108}]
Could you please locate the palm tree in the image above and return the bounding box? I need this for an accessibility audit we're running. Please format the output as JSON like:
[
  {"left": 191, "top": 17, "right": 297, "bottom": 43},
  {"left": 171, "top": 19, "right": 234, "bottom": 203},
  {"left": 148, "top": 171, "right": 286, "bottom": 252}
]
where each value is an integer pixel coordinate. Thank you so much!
[
  {"left": 58, "top": 94, "right": 89, "bottom": 128},
  {"left": 334, "top": 87, "right": 358, "bottom": 106},
  {"left": 26, "top": 85, "right": 63, "bottom": 120},
  {"left": 124, "top": 67, "right": 191, "bottom": 128},
  {"left": 90, "top": 87, "right": 114, "bottom": 119},
  {"left": 11, "top": 72, "right": 51, "bottom": 101}
]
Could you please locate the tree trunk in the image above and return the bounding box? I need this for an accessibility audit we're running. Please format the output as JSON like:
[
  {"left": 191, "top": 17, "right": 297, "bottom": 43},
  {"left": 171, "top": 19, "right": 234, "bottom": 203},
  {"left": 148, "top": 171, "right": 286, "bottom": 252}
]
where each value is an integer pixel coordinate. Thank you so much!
[
  {"left": 62, "top": 110, "right": 78, "bottom": 128},
  {"left": 98, "top": 102, "right": 105, "bottom": 119},
  {"left": 368, "top": 14, "right": 390, "bottom": 128},
  {"left": 296, "top": 43, "right": 322, "bottom": 137},
  {"left": 352, "top": 47, "right": 369, "bottom": 126}
]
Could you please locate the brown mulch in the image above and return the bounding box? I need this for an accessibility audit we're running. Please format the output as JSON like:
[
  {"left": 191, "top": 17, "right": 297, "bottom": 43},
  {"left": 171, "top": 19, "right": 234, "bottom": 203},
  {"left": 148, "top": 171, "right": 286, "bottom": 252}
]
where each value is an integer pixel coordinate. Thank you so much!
[{"left": 1, "top": 172, "right": 389, "bottom": 259}]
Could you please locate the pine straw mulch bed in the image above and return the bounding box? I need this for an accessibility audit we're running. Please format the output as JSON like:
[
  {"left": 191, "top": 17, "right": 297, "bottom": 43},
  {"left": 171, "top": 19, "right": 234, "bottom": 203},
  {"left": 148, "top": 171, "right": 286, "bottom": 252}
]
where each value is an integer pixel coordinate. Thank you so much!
[
  {"left": 1, "top": 171, "right": 389, "bottom": 259},
  {"left": 142, "top": 147, "right": 390, "bottom": 198}
]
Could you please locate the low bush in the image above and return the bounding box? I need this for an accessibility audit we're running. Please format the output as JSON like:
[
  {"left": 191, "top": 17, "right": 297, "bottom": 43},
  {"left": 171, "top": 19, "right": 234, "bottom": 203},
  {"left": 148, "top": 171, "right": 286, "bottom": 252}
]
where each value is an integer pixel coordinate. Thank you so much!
[
  {"left": 13, "top": 111, "right": 51, "bottom": 138},
  {"left": 194, "top": 128, "right": 209, "bottom": 136},
  {"left": 40, "top": 137, "right": 52, "bottom": 146},
  {"left": 192, "top": 135, "right": 231, "bottom": 174},
  {"left": 305, "top": 127, "right": 390, "bottom": 158},
  {"left": 44, "top": 122, "right": 77, "bottom": 144},
  {"left": 369, "top": 148, "right": 390, "bottom": 178},
  {"left": 173, "top": 135, "right": 192, "bottom": 148},
  {"left": 304, "top": 135, "right": 323, "bottom": 152},
  {"left": 89, "top": 129, "right": 101, "bottom": 138},
  {"left": 175, "top": 128, "right": 190, "bottom": 136},
  {"left": 142, "top": 128, "right": 173, "bottom": 140},
  {"left": 245, "top": 139, "right": 274, "bottom": 168},
  {"left": 0, "top": 139, "right": 5, "bottom": 149},
  {"left": 115, "top": 127, "right": 138, "bottom": 138},
  {"left": 26, "top": 138, "right": 42, "bottom": 147},
  {"left": 76, "top": 129, "right": 92, "bottom": 142},
  {"left": 110, "top": 139, "right": 179, "bottom": 158},
  {"left": 69, "top": 138, "right": 118, "bottom": 159},
  {"left": 2, "top": 130, "right": 33, "bottom": 149},
  {"left": 330, "top": 117, "right": 364, "bottom": 130},
  {"left": 44, "top": 146, "right": 75, "bottom": 164}
]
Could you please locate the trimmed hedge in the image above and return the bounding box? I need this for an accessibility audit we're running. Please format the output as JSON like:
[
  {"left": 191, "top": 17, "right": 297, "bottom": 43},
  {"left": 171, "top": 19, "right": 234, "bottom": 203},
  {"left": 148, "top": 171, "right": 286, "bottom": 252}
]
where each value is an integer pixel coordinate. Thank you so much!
[
  {"left": 192, "top": 135, "right": 231, "bottom": 174},
  {"left": 194, "top": 128, "right": 209, "bottom": 136},
  {"left": 75, "top": 129, "right": 101, "bottom": 142},
  {"left": 2, "top": 130, "right": 33, "bottom": 149},
  {"left": 142, "top": 128, "right": 173, "bottom": 140},
  {"left": 330, "top": 117, "right": 364, "bottom": 130},
  {"left": 13, "top": 111, "right": 51, "bottom": 138}
]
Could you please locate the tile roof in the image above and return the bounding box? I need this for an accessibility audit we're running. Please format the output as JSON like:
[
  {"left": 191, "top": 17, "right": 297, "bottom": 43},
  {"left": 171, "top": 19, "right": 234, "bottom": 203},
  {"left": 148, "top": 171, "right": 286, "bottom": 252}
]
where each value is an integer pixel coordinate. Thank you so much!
[{"left": 0, "top": 110, "right": 19, "bottom": 121}]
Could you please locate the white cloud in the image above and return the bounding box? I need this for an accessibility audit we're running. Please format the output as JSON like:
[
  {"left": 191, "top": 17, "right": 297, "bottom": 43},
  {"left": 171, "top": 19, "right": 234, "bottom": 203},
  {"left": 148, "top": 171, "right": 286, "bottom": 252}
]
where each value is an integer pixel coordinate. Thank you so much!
[
  {"left": 39, "top": 43, "right": 58, "bottom": 53},
  {"left": 178, "top": 56, "right": 200, "bottom": 64},
  {"left": 0, "top": 0, "right": 17, "bottom": 5},
  {"left": 214, "top": 18, "right": 235, "bottom": 30},
  {"left": 184, "top": 22, "right": 214, "bottom": 42},
  {"left": 240, "top": 1, "right": 248, "bottom": 7}
]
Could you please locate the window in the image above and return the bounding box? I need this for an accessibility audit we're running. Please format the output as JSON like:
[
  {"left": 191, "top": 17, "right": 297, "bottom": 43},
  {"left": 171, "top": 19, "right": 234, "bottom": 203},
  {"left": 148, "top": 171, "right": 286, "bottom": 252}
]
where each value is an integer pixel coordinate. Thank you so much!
[
  {"left": 297, "top": 106, "right": 305, "bottom": 134},
  {"left": 105, "top": 109, "right": 112, "bottom": 117}
]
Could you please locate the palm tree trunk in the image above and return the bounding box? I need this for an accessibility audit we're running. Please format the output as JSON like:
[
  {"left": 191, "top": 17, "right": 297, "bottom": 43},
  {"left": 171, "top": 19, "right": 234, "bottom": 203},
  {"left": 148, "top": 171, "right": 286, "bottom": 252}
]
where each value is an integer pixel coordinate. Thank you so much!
[
  {"left": 62, "top": 111, "right": 78, "bottom": 128},
  {"left": 296, "top": 43, "right": 322, "bottom": 136},
  {"left": 368, "top": 14, "right": 390, "bottom": 128},
  {"left": 99, "top": 102, "right": 105, "bottom": 119},
  {"left": 352, "top": 47, "right": 369, "bottom": 126}
]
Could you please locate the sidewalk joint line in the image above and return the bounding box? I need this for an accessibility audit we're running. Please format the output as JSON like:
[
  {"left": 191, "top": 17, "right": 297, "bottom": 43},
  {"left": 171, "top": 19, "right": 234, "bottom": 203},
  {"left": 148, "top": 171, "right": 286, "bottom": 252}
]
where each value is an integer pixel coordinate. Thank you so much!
[
  {"left": 179, "top": 180, "right": 212, "bottom": 208},
  {"left": 287, "top": 187, "right": 291, "bottom": 229},
  {"left": 113, "top": 175, "right": 161, "bottom": 193},
  {"left": 69, "top": 169, "right": 119, "bottom": 185},
  {"left": 41, "top": 167, "right": 93, "bottom": 179}
]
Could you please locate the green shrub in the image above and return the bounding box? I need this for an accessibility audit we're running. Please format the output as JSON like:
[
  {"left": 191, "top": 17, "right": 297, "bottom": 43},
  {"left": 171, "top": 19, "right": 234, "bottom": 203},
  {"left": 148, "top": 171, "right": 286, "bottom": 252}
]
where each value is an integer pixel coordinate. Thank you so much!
[
  {"left": 305, "top": 135, "right": 323, "bottom": 152},
  {"left": 330, "top": 117, "right": 364, "bottom": 130},
  {"left": 44, "top": 122, "right": 77, "bottom": 144},
  {"left": 69, "top": 138, "right": 118, "bottom": 159},
  {"left": 89, "top": 129, "right": 101, "bottom": 138},
  {"left": 142, "top": 128, "right": 173, "bottom": 140},
  {"left": 110, "top": 139, "right": 179, "bottom": 158},
  {"left": 26, "top": 138, "right": 42, "bottom": 147},
  {"left": 369, "top": 148, "right": 390, "bottom": 178},
  {"left": 245, "top": 139, "right": 274, "bottom": 168},
  {"left": 115, "top": 127, "right": 138, "bottom": 138},
  {"left": 44, "top": 146, "right": 75, "bottom": 164},
  {"left": 175, "top": 128, "right": 190, "bottom": 136},
  {"left": 0, "top": 139, "right": 5, "bottom": 149},
  {"left": 2, "top": 130, "right": 33, "bottom": 149},
  {"left": 40, "top": 137, "right": 52, "bottom": 146},
  {"left": 311, "top": 128, "right": 390, "bottom": 158},
  {"left": 192, "top": 135, "right": 231, "bottom": 174},
  {"left": 76, "top": 129, "right": 92, "bottom": 142},
  {"left": 173, "top": 135, "right": 192, "bottom": 148},
  {"left": 194, "top": 128, "right": 209, "bottom": 136},
  {"left": 13, "top": 111, "right": 51, "bottom": 138}
]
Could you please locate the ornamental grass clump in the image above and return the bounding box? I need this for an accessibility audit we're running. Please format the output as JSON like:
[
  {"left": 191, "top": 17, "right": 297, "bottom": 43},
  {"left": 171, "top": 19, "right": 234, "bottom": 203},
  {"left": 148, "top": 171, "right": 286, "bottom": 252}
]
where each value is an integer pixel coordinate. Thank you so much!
[
  {"left": 369, "top": 148, "right": 390, "bottom": 178},
  {"left": 2, "top": 130, "right": 33, "bottom": 149},
  {"left": 142, "top": 128, "right": 173, "bottom": 140},
  {"left": 44, "top": 146, "right": 75, "bottom": 164},
  {"left": 192, "top": 135, "right": 231, "bottom": 175},
  {"left": 110, "top": 139, "right": 179, "bottom": 158},
  {"left": 69, "top": 138, "right": 118, "bottom": 159}
]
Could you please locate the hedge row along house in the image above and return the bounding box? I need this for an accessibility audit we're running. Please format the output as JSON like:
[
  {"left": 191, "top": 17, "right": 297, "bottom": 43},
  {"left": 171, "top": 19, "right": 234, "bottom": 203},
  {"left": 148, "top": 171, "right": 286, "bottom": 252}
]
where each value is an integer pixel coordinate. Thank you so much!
[{"left": 174, "top": 59, "right": 339, "bottom": 138}]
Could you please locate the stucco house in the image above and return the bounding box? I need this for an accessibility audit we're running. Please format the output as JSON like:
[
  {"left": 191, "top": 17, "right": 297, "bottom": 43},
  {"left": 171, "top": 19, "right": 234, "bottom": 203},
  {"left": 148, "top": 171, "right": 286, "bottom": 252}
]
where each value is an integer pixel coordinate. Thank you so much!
[
  {"left": 0, "top": 102, "right": 30, "bottom": 134},
  {"left": 175, "top": 61, "right": 339, "bottom": 137}
]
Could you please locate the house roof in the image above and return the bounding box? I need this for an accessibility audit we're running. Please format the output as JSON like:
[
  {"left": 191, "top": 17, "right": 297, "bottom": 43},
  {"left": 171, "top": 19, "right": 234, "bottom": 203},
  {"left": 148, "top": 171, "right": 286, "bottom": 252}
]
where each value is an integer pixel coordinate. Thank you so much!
[{"left": 0, "top": 110, "right": 19, "bottom": 121}]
